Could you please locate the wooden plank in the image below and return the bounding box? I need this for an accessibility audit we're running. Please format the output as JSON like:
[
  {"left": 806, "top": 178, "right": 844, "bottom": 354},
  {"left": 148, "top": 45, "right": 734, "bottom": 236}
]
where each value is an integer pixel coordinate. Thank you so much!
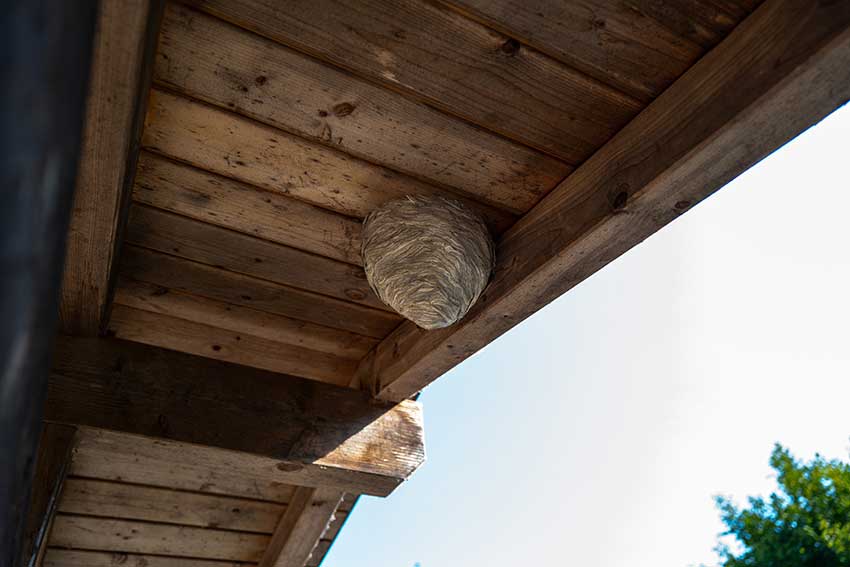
[
  {"left": 21, "top": 425, "right": 77, "bottom": 567},
  {"left": 114, "top": 278, "right": 378, "bottom": 360},
  {"left": 338, "top": 493, "right": 358, "bottom": 514},
  {"left": 142, "top": 89, "right": 515, "bottom": 232},
  {"left": 125, "top": 202, "right": 381, "bottom": 309},
  {"left": 446, "top": 0, "right": 754, "bottom": 102},
  {"left": 58, "top": 478, "right": 284, "bottom": 533},
  {"left": 306, "top": 540, "right": 332, "bottom": 567},
  {"left": 320, "top": 510, "right": 348, "bottom": 543},
  {"left": 70, "top": 428, "right": 299, "bottom": 503},
  {"left": 258, "top": 487, "right": 342, "bottom": 567},
  {"left": 155, "top": 3, "right": 571, "bottom": 214},
  {"left": 44, "top": 550, "right": 245, "bottom": 567},
  {"left": 47, "top": 336, "right": 426, "bottom": 497},
  {"left": 185, "top": 0, "right": 642, "bottom": 163},
  {"left": 358, "top": 0, "right": 850, "bottom": 401},
  {"left": 49, "top": 516, "right": 269, "bottom": 561},
  {"left": 134, "top": 151, "right": 364, "bottom": 266},
  {"left": 119, "top": 245, "right": 400, "bottom": 339},
  {"left": 60, "top": 0, "right": 161, "bottom": 335},
  {"left": 108, "top": 304, "right": 357, "bottom": 386}
]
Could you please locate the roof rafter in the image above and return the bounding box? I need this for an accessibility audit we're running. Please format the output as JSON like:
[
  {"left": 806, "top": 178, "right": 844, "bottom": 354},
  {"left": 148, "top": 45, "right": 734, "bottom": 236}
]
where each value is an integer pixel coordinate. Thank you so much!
[
  {"left": 59, "top": 0, "right": 163, "bottom": 335},
  {"left": 357, "top": 0, "right": 850, "bottom": 401},
  {"left": 46, "top": 335, "right": 425, "bottom": 496}
]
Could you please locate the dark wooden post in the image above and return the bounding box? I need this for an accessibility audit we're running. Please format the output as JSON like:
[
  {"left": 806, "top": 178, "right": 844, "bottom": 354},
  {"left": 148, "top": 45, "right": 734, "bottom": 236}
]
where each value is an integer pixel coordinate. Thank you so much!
[{"left": 0, "top": 2, "right": 98, "bottom": 566}]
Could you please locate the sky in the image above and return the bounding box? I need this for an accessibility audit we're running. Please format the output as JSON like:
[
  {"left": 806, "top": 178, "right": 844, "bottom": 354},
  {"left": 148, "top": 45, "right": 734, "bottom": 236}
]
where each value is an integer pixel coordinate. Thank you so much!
[{"left": 323, "top": 103, "right": 850, "bottom": 567}]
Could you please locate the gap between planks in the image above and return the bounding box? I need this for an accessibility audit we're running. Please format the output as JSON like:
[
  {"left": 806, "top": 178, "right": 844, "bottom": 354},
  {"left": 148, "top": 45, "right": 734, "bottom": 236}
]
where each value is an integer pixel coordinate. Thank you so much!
[
  {"left": 141, "top": 87, "right": 516, "bottom": 233},
  {"left": 181, "top": 0, "right": 642, "bottom": 163},
  {"left": 154, "top": 2, "right": 572, "bottom": 214}
]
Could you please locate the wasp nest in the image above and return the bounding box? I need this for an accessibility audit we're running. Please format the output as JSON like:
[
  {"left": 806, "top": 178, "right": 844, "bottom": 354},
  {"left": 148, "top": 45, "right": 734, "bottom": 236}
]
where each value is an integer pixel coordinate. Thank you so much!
[{"left": 361, "top": 196, "right": 495, "bottom": 330}]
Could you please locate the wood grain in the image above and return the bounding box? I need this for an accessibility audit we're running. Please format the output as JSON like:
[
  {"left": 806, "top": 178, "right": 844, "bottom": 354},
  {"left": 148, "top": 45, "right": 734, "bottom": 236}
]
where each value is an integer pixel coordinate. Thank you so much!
[
  {"left": 70, "top": 428, "right": 299, "bottom": 502},
  {"left": 119, "top": 245, "right": 401, "bottom": 338},
  {"left": 43, "top": 550, "right": 245, "bottom": 567},
  {"left": 142, "top": 89, "right": 515, "bottom": 232},
  {"left": 446, "top": 0, "right": 755, "bottom": 101},
  {"left": 185, "top": 0, "right": 642, "bottom": 163},
  {"left": 60, "top": 0, "right": 160, "bottom": 335},
  {"left": 47, "top": 336, "right": 426, "bottom": 496},
  {"left": 49, "top": 516, "right": 269, "bottom": 561},
  {"left": 69, "top": 429, "right": 363, "bottom": 507},
  {"left": 134, "top": 151, "right": 363, "bottom": 265},
  {"left": 321, "top": 509, "right": 348, "bottom": 543},
  {"left": 114, "top": 278, "right": 378, "bottom": 360},
  {"left": 358, "top": 0, "right": 850, "bottom": 401},
  {"left": 306, "top": 540, "right": 333, "bottom": 567},
  {"left": 108, "top": 304, "right": 357, "bottom": 385},
  {"left": 258, "top": 487, "right": 343, "bottom": 567},
  {"left": 58, "top": 478, "right": 284, "bottom": 533},
  {"left": 156, "top": 4, "right": 571, "bottom": 213},
  {"left": 125, "top": 203, "right": 381, "bottom": 308}
]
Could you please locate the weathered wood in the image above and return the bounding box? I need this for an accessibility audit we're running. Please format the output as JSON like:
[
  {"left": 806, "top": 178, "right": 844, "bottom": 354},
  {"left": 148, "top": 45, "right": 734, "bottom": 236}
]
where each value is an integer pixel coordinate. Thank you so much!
[
  {"left": 58, "top": 478, "right": 285, "bottom": 533},
  {"left": 447, "top": 0, "right": 755, "bottom": 101},
  {"left": 306, "top": 540, "right": 333, "bottom": 567},
  {"left": 125, "top": 202, "right": 381, "bottom": 308},
  {"left": 114, "top": 278, "right": 378, "bottom": 360},
  {"left": 108, "top": 304, "right": 358, "bottom": 385},
  {"left": 134, "top": 151, "right": 364, "bottom": 266},
  {"left": 155, "top": 3, "right": 571, "bottom": 213},
  {"left": 119, "top": 245, "right": 401, "bottom": 338},
  {"left": 47, "top": 336, "right": 425, "bottom": 496},
  {"left": 142, "top": 89, "right": 515, "bottom": 232},
  {"left": 321, "top": 509, "right": 349, "bottom": 543},
  {"left": 359, "top": 0, "right": 850, "bottom": 401},
  {"left": 43, "top": 550, "right": 245, "bottom": 567},
  {"left": 21, "top": 425, "right": 77, "bottom": 567},
  {"left": 185, "top": 0, "right": 641, "bottom": 163},
  {"left": 60, "top": 0, "right": 162, "bottom": 335},
  {"left": 1, "top": 2, "right": 97, "bottom": 565},
  {"left": 49, "top": 516, "right": 269, "bottom": 562},
  {"left": 258, "top": 487, "right": 343, "bottom": 567},
  {"left": 69, "top": 430, "right": 362, "bottom": 508},
  {"left": 71, "top": 428, "right": 299, "bottom": 502}
]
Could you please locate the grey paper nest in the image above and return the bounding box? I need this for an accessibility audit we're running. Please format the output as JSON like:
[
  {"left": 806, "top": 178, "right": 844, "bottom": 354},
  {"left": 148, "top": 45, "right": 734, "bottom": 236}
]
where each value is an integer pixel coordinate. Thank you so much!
[{"left": 362, "top": 195, "right": 495, "bottom": 330}]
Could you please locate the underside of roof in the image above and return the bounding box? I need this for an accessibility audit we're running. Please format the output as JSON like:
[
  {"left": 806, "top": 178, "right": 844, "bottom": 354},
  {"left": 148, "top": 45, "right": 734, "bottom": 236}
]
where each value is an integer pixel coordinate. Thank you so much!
[{"left": 20, "top": 0, "right": 850, "bottom": 565}]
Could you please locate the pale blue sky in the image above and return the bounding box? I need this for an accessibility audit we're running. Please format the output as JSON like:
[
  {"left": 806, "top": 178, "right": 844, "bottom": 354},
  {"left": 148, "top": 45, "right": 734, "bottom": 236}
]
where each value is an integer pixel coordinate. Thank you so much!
[{"left": 324, "top": 103, "right": 850, "bottom": 567}]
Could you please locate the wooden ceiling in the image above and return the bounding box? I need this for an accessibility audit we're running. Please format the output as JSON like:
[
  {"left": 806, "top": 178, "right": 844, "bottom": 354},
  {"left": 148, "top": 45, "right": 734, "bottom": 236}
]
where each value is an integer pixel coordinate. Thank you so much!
[
  {"left": 104, "top": 0, "right": 759, "bottom": 389},
  {"left": 43, "top": 427, "right": 356, "bottom": 567},
  {"left": 42, "top": 0, "right": 850, "bottom": 566}
]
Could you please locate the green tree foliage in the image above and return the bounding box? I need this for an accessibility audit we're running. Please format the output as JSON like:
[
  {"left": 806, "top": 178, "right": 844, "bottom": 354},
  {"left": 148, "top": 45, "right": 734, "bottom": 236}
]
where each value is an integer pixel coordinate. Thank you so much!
[{"left": 714, "top": 444, "right": 850, "bottom": 566}]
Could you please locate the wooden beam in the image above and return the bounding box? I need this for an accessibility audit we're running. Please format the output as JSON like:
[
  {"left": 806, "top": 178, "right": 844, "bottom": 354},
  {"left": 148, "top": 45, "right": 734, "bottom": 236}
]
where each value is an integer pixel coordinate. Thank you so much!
[
  {"left": 357, "top": 0, "right": 850, "bottom": 401},
  {"left": 70, "top": 427, "right": 299, "bottom": 502},
  {"left": 259, "top": 487, "right": 343, "bottom": 567},
  {"left": 21, "top": 425, "right": 77, "bottom": 567},
  {"left": 59, "top": 0, "right": 163, "bottom": 335},
  {"left": 46, "top": 336, "right": 425, "bottom": 497}
]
